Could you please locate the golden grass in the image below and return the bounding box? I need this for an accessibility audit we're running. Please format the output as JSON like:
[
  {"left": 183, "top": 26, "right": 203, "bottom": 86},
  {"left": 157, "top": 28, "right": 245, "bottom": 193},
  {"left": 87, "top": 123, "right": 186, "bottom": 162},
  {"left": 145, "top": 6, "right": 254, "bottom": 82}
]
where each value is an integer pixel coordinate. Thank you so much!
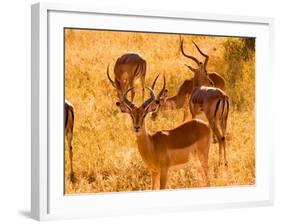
[{"left": 64, "top": 29, "right": 255, "bottom": 194}]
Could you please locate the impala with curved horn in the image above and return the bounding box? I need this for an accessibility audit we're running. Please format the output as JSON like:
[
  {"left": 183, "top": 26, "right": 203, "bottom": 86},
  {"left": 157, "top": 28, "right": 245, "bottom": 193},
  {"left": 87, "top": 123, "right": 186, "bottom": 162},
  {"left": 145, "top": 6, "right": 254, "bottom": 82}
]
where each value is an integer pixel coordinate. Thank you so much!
[
  {"left": 150, "top": 39, "right": 226, "bottom": 122},
  {"left": 107, "top": 53, "right": 147, "bottom": 101},
  {"left": 150, "top": 75, "right": 224, "bottom": 122},
  {"left": 150, "top": 74, "right": 193, "bottom": 121},
  {"left": 180, "top": 38, "right": 225, "bottom": 90},
  {"left": 65, "top": 100, "right": 75, "bottom": 182},
  {"left": 180, "top": 38, "right": 229, "bottom": 167},
  {"left": 116, "top": 79, "right": 211, "bottom": 190}
]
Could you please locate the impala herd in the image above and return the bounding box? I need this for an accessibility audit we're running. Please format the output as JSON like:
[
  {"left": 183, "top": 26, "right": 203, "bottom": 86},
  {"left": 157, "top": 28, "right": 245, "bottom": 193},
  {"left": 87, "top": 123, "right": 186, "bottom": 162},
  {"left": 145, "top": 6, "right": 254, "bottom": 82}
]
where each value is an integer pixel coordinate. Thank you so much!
[{"left": 65, "top": 37, "right": 230, "bottom": 190}]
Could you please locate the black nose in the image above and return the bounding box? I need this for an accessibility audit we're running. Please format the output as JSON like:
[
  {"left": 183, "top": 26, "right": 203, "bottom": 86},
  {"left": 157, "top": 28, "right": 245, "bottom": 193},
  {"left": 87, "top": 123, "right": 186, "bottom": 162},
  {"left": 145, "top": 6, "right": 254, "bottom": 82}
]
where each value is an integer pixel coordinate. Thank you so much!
[{"left": 134, "top": 126, "right": 140, "bottom": 131}]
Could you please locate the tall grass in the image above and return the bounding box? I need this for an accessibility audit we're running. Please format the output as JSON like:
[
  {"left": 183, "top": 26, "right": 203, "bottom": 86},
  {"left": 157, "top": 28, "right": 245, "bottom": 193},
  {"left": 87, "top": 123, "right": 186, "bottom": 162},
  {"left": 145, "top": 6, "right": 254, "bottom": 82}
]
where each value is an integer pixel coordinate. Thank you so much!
[{"left": 64, "top": 29, "right": 255, "bottom": 194}]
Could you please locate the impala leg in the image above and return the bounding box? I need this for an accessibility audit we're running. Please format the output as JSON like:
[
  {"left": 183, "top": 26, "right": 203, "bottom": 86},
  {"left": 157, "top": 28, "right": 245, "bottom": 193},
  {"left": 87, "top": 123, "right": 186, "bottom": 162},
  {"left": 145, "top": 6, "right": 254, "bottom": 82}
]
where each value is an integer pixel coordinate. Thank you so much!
[
  {"left": 210, "top": 121, "right": 223, "bottom": 168},
  {"left": 222, "top": 136, "right": 227, "bottom": 167},
  {"left": 196, "top": 162, "right": 209, "bottom": 187},
  {"left": 221, "top": 112, "right": 228, "bottom": 167},
  {"left": 141, "top": 76, "right": 145, "bottom": 101},
  {"left": 151, "top": 171, "right": 160, "bottom": 190},
  {"left": 212, "top": 130, "right": 218, "bottom": 143},
  {"left": 128, "top": 81, "right": 136, "bottom": 102},
  {"left": 199, "top": 156, "right": 209, "bottom": 186},
  {"left": 160, "top": 168, "right": 168, "bottom": 190},
  {"left": 218, "top": 140, "right": 223, "bottom": 168},
  {"left": 197, "top": 136, "right": 210, "bottom": 186},
  {"left": 67, "top": 132, "right": 74, "bottom": 182}
]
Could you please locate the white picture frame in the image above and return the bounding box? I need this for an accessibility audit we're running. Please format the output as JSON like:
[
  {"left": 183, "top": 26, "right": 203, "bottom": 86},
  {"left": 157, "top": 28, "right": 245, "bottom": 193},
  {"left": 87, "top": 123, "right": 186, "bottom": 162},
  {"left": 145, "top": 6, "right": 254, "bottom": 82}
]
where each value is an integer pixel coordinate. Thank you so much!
[{"left": 31, "top": 2, "right": 274, "bottom": 221}]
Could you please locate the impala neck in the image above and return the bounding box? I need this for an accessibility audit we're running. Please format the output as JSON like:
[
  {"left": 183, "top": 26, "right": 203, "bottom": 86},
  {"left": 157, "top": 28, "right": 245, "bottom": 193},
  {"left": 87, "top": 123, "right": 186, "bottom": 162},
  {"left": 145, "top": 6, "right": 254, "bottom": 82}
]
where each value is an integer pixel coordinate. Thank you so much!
[
  {"left": 165, "top": 97, "right": 178, "bottom": 109},
  {"left": 135, "top": 120, "right": 154, "bottom": 164}
]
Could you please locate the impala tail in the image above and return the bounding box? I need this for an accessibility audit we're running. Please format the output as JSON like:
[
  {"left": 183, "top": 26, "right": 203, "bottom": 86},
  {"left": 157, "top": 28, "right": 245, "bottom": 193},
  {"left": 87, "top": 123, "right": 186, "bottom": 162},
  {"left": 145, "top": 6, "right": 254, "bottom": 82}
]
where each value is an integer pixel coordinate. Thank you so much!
[{"left": 214, "top": 95, "right": 229, "bottom": 137}]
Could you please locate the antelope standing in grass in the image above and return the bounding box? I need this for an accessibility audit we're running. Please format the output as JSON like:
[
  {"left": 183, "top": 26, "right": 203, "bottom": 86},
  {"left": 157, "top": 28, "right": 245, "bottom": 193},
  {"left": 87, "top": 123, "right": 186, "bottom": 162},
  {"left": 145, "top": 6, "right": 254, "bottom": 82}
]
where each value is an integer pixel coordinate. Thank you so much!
[
  {"left": 150, "top": 75, "right": 192, "bottom": 121},
  {"left": 116, "top": 82, "right": 211, "bottom": 190},
  {"left": 150, "top": 73, "right": 225, "bottom": 121},
  {"left": 107, "top": 53, "right": 147, "bottom": 101},
  {"left": 65, "top": 100, "right": 75, "bottom": 182},
  {"left": 180, "top": 39, "right": 230, "bottom": 167}
]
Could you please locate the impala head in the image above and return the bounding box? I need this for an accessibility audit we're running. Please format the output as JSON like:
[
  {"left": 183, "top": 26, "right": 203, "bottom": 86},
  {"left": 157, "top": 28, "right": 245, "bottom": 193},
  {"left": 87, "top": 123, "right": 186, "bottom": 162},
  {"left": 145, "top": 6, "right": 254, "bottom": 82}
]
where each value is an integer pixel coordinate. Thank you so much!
[
  {"left": 150, "top": 74, "right": 168, "bottom": 121},
  {"left": 116, "top": 87, "right": 162, "bottom": 133},
  {"left": 184, "top": 63, "right": 214, "bottom": 87},
  {"left": 180, "top": 38, "right": 214, "bottom": 87},
  {"left": 107, "top": 64, "right": 128, "bottom": 99}
]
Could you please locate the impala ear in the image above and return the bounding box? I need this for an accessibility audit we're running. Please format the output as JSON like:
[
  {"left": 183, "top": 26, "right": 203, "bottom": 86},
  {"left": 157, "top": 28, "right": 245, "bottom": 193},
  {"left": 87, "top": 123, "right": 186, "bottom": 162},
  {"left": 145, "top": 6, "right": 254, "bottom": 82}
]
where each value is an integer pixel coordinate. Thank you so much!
[
  {"left": 163, "top": 89, "right": 168, "bottom": 97},
  {"left": 116, "top": 101, "right": 131, "bottom": 113},
  {"left": 187, "top": 65, "right": 196, "bottom": 72},
  {"left": 184, "top": 64, "right": 196, "bottom": 72}
]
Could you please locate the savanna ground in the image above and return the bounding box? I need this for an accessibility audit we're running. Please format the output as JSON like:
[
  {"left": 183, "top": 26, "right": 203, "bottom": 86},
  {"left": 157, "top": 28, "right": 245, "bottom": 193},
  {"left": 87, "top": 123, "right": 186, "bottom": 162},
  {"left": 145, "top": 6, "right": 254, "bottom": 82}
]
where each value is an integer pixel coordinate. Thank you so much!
[{"left": 64, "top": 29, "right": 255, "bottom": 194}]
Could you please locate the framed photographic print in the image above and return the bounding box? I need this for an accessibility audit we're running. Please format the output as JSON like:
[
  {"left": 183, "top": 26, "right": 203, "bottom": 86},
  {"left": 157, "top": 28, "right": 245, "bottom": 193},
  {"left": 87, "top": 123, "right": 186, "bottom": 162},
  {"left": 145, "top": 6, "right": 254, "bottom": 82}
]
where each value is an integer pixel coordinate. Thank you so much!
[{"left": 31, "top": 2, "right": 274, "bottom": 221}]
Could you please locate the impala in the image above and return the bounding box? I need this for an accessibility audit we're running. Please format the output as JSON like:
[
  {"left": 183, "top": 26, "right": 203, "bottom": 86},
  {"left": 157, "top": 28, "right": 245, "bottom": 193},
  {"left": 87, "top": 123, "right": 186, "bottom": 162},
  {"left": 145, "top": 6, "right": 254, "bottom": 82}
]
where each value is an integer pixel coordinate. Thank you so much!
[
  {"left": 107, "top": 52, "right": 147, "bottom": 101},
  {"left": 150, "top": 74, "right": 225, "bottom": 121},
  {"left": 116, "top": 86, "right": 211, "bottom": 190},
  {"left": 150, "top": 75, "right": 192, "bottom": 121},
  {"left": 180, "top": 38, "right": 225, "bottom": 90},
  {"left": 65, "top": 100, "right": 75, "bottom": 182},
  {"left": 181, "top": 38, "right": 230, "bottom": 167}
]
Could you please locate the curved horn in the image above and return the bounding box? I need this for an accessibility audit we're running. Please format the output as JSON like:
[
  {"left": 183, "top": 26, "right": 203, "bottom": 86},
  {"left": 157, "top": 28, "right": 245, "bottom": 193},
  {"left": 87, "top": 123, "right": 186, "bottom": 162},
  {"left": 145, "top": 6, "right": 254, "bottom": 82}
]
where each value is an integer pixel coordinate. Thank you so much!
[
  {"left": 157, "top": 74, "right": 166, "bottom": 98},
  {"left": 192, "top": 41, "right": 209, "bottom": 69},
  {"left": 107, "top": 64, "right": 116, "bottom": 88},
  {"left": 151, "top": 74, "right": 160, "bottom": 90},
  {"left": 180, "top": 38, "right": 200, "bottom": 65},
  {"left": 142, "top": 87, "right": 156, "bottom": 108},
  {"left": 122, "top": 88, "right": 135, "bottom": 109}
]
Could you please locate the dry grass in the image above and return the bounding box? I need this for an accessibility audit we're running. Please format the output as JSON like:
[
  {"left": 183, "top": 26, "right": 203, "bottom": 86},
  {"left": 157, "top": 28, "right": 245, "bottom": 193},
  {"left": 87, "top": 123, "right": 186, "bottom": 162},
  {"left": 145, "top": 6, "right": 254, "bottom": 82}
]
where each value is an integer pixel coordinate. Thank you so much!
[{"left": 64, "top": 29, "right": 255, "bottom": 194}]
